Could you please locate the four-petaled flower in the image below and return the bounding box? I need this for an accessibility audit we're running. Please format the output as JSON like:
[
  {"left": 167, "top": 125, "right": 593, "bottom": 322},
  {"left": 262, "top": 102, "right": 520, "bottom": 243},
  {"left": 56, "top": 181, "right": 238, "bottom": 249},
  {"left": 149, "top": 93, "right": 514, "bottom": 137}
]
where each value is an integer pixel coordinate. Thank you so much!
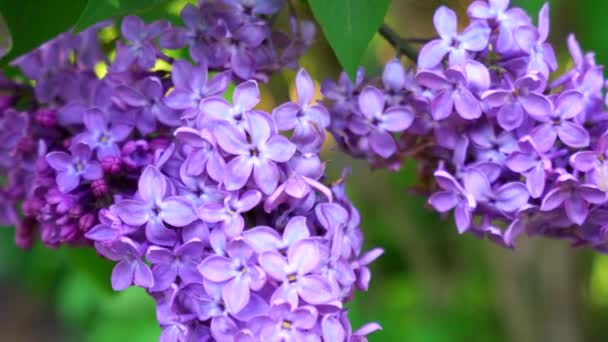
[{"left": 46, "top": 143, "right": 103, "bottom": 193}]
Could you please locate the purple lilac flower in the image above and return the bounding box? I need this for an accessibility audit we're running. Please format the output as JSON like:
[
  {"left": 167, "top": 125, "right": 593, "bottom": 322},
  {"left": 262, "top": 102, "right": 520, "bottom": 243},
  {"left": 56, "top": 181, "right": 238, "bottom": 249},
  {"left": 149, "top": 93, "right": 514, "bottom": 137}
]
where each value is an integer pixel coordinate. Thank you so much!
[
  {"left": 45, "top": 143, "right": 103, "bottom": 193},
  {"left": 540, "top": 174, "right": 606, "bottom": 225},
  {"left": 273, "top": 69, "right": 330, "bottom": 151},
  {"left": 114, "top": 165, "right": 197, "bottom": 246},
  {"left": 74, "top": 109, "right": 132, "bottom": 159},
  {"left": 198, "top": 239, "right": 266, "bottom": 314},
  {"left": 213, "top": 111, "right": 296, "bottom": 194},
  {"left": 259, "top": 239, "right": 333, "bottom": 308},
  {"left": 96, "top": 237, "right": 154, "bottom": 291},
  {"left": 112, "top": 16, "right": 169, "bottom": 72},
  {"left": 418, "top": 6, "right": 491, "bottom": 69},
  {"left": 146, "top": 238, "right": 206, "bottom": 291}
]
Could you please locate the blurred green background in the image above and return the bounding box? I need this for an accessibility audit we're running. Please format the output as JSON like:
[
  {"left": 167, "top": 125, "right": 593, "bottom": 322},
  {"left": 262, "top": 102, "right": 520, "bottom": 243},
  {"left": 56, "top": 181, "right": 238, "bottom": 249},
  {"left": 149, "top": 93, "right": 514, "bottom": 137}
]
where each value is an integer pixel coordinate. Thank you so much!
[{"left": 3, "top": 0, "right": 608, "bottom": 341}]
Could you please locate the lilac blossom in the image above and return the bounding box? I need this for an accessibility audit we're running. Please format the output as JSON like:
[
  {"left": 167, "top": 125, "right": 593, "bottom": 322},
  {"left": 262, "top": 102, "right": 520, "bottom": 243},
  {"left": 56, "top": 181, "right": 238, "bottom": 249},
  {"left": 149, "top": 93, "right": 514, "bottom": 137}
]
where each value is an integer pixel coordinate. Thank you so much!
[
  {"left": 213, "top": 111, "right": 296, "bottom": 194},
  {"left": 259, "top": 239, "right": 333, "bottom": 308},
  {"left": 146, "top": 238, "right": 206, "bottom": 291},
  {"left": 95, "top": 237, "right": 154, "bottom": 291},
  {"left": 74, "top": 109, "right": 132, "bottom": 159},
  {"left": 114, "top": 166, "right": 197, "bottom": 246},
  {"left": 540, "top": 174, "right": 606, "bottom": 225},
  {"left": 45, "top": 143, "right": 103, "bottom": 193},
  {"left": 198, "top": 239, "right": 266, "bottom": 314},
  {"left": 418, "top": 6, "right": 491, "bottom": 69}
]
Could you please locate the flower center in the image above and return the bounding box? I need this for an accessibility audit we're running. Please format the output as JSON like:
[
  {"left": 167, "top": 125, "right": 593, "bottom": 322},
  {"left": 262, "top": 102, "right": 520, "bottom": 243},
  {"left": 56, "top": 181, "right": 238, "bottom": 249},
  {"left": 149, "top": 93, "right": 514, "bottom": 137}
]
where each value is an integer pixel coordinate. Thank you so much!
[
  {"left": 281, "top": 320, "right": 293, "bottom": 330},
  {"left": 287, "top": 273, "right": 297, "bottom": 283}
]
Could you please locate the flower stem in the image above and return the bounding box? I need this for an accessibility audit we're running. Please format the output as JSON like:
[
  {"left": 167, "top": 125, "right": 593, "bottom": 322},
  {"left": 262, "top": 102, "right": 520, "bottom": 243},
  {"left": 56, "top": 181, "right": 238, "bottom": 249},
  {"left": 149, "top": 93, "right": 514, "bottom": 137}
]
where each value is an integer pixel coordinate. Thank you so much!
[{"left": 378, "top": 23, "right": 419, "bottom": 62}]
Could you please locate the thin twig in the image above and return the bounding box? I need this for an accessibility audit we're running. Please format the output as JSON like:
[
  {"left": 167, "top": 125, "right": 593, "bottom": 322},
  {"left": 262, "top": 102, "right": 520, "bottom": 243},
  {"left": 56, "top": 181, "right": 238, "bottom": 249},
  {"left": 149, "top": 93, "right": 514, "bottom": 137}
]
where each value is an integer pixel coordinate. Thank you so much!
[{"left": 378, "top": 23, "right": 419, "bottom": 62}]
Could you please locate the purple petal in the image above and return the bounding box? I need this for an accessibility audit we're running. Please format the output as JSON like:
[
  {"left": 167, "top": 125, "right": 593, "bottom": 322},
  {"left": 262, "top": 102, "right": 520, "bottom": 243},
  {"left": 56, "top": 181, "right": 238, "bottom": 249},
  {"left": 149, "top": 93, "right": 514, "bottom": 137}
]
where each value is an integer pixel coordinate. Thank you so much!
[
  {"left": 495, "top": 182, "right": 530, "bottom": 212},
  {"left": 243, "top": 226, "right": 281, "bottom": 253},
  {"left": 223, "top": 277, "right": 250, "bottom": 314},
  {"left": 295, "top": 69, "right": 315, "bottom": 105},
  {"left": 259, "top": 252, "right": 287, "bottom": 280},
  {"left": 283, "top": 216, "right": 310, "bottom": 244},
  {"left": 159, "top": 197, "right": 196, "bottom": 227},
  {"left": 369, "top": 129, "right": 397, "bottom": 158},
  {"left": 246, "top": 112, "right": 272, "bottom": 147},
  {"left": 433, "top": 6, "right": 457, "bottom": 39},
  {"left": 578, "top": 185, "right": 607, "bottom": 204},
  {"left": 145, "top": 220, "right": 177, "bottom": 247},
  {"left": 224, "top": 156, "right": 254, "bottom": 191},
  {"left": 497, "top": 102, "right": 524, "bottom": 131},
  {"left": 146, "top": 246, "right": 175, "bottom": 264},
  {"left": 111, "top": 260, "right": 135, "bottom": 291},
  {"left": 139, "top": 166, "right": 167, "bottom": 204},
  {"left": 526, "top": 164, "right": 546, "bottom": 199},
  {"left": 214, "top": 122, "right": 249, "bottom": 155},
  {"left": 429, "top": 191, "right": 459, "bottom": 212},
  {"left": 358, "top": 86, "right": 385, "bottom": 119},
  {"left": 518, "top": 93, "right": 553, "bottom": 119},
  {"left": 263, "top": 135, "right": 296, "bottom": 162},
  {"left": 557, "top": 121, "right": 590, "bottom": 148},
  {"left": 297, "top": 275, "right": 333, "bottom": 304},
  {"left": 198, "top": 255, "right": 234, "bottom": 282},
  {"left": 134, "top": 260, "right": 155, "bottom": 288},
  {"left": 253, "top": 159, "right": 280, "bottom": 194},
  {"left": 531, "top": 123, "right": 557, "bottom": 152},
  {"left": 114, "top": 200, "right": 150, "bottom": 226},
  {"left": 570, "top": 151, "right": 598, "bottom": 172},
  {"left": 431, "top": 90, "right": 455, "bottom": 120},
  {"left": 273, "top": 102, "right": 299, "bottom": 131},
  {"left": 289, "top": 239, "right": 320, "bottom": 275},
  {"left": 540, "top": 188, "right": 567, "bottom": 211},
  {"left": 565, "top": 196, "right": 588, "bottom": 225},
  {"left": 381, "top": 107, "right": 414, "bottom": 132},
  {"left": 454, "top": 88, "right": 481, "bottom": 119},
  {"left": 56, "top": 171, "right": 80, "bottom": 193},
  {"left": 234, "top": 80, "right": 260, "bottom": 111},
  {"left": 45, "top": 152, "right": 71, "bottom": 171}
]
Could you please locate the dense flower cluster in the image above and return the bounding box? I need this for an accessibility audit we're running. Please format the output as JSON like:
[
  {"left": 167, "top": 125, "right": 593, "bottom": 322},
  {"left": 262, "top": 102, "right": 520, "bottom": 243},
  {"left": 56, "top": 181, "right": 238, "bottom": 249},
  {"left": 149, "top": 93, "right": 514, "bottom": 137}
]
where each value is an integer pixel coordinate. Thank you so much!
[
  {"left": 325, "top": 0, "right": 608, "bottom": 251},
  {"left": 0, "top": 0, "right": 382, "bottom": 340}
]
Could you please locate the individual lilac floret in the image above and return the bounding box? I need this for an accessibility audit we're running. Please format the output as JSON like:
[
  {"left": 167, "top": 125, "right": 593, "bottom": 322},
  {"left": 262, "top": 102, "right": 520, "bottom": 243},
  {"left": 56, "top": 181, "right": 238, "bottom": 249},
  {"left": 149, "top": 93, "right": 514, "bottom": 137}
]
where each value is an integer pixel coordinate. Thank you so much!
[
  {"left": 74, "top": 109, "right": 132, "bottom": 159},
  {"left": 531, "top": 90, "right": 589, "bottom": 151},
  {"left": 164, "top": 60, "right": 231, "bottom": 119},
  {"left": 213, "top": 111, "right": 296, "bottom": 194},
  {"left": 259, "top": 238, "right": 333, "bottom": 308},
  {"left": 45, "top": 143, "right": 103, "bottom": 193},
  {"left": 114, "top": 166, "right": 197, "bottom": 246},
  {"left": 112, "top": 16, "right": 169, "bottom": 72},
  {"left": 418, "top": 6, "right": 491, "bottom": 69},
  {"left": 514, "top": 3, "right": 557, "bottom": 78},
  {"left": 273, "top": 69, "right": 330, "bottom": 151},
  {"left": 428, "top": 169, "right": 478, "bottom": 233},
  {"left": 482, "top": 74, "right": 551, "bottom": 131},
  {"left": 417, "top": 63, "right": 489, "bottom": 121},
  {"left": 199, "top": 80, "right": 262, "bottom": 129},
  {"left": 198, "top": 239, "right": 266, "bottom": 314},
  {"left": 506, "top": 136, "right": 551, "bottom": 198},
  {"left": 174, "top": 127, "right": 225, "bottom": 183},
  {"left": 540, "top": 173, "right": 606, "bottom": 225},
  {"left": 467, "top": 0, "right": 531, "bottom": 52},
  {"left": 197, "top": 190, "right": 262, "bottom": 237},
  {"left": 145, "top": 238, "right": 205, "bottom": 291},
  {"left": 114, "top": 77, "right": 181, "bottom": 134},
  {"left": 95, "top": 237, "right": 154, "bottom": 291},
  {"left": 349, "top": 86, "right": 414, "bottom": 158},
  {"left": 255, "top": 303, "right": 318, "bottom": 341},
  {"left": 243, "top": 216, "right": 310, "bottom": 253}
]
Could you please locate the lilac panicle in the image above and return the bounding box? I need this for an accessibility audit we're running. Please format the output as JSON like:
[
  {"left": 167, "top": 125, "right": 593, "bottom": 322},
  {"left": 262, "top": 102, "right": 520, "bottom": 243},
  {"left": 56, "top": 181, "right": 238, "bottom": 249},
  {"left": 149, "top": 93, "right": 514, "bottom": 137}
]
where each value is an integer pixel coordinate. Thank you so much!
[
  {"left": 325, "top": 0, "right": 608, "bottom": 252},
  {"left": 0, "top": 1, "right": 381, "bottom": 339}
]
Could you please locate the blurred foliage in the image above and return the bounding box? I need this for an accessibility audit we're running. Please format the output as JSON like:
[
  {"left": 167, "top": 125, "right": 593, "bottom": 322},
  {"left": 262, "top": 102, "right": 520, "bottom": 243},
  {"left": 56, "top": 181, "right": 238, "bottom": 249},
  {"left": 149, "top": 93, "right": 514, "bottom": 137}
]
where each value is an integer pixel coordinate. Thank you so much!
[{"left": 4, "top": 0, "right": 608, "bottom": 341}]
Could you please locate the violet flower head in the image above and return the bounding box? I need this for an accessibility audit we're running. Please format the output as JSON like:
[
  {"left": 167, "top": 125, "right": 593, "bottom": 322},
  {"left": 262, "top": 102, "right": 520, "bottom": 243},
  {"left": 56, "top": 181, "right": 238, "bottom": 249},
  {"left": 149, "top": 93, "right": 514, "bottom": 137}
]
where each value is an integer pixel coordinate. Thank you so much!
[
  {"left": 113, "top": 16, "right": 169, "bottom": 71},
  {"left": 75, "top": 108, "right": 132, "bottom": 159}
]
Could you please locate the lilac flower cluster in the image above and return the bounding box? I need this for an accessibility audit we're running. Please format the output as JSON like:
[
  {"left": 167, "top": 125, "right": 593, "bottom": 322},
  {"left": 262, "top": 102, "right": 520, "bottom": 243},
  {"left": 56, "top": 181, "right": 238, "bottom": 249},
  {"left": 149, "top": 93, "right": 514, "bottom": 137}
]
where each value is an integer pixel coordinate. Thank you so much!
[
  {"left": 0, "top": 1, "right": 382, "bottom": 340},
  {"left": 325, "top": 0, "right": 608, "bottom": 251}
]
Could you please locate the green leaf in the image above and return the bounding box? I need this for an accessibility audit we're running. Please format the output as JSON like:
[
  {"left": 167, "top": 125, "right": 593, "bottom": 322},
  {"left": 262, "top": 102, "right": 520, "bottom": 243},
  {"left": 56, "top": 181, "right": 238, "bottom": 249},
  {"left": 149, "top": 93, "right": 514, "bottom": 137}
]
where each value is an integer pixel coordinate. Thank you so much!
[
  {"left": 74, "top": 0, "right": 171, "bottom": 32},
  {"left": 308, "top": 0, "right": 391, "bottom": 80},
  {"left": 0, "top": 0, "right": 87, "bottom": 63}
]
